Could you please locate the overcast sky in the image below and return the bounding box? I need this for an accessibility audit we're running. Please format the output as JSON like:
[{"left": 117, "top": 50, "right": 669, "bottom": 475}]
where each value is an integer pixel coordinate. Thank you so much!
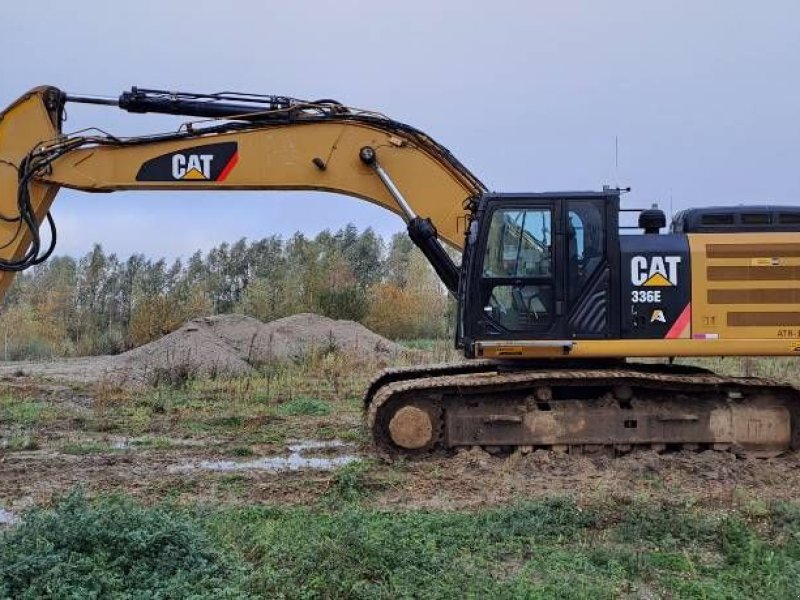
[{"left": 2, "top": 0, "right": 798, "bottom": 259}]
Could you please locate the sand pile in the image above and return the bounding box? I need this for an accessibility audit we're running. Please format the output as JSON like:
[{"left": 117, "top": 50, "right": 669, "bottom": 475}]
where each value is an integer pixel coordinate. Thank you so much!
[
  {"left": 242, "top": 313, "right": 403, "bottom": 363},
  {"left": 111, "top": 321, "right": 255, "bottom": 386},
  {"left": 109, "top": 313, "right": 409, "bottom": 385}
]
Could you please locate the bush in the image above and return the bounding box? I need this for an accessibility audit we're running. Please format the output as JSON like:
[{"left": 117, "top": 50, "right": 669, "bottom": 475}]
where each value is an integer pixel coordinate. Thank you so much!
[
  {"left": 365, "top": 281, "right": 449, "bottom": 340},
  {"left": 0, "top": 490, "right": 248, "bottom": 599},
  {"left": 317, "top": 285, "right": 369, "bottom": 322}
]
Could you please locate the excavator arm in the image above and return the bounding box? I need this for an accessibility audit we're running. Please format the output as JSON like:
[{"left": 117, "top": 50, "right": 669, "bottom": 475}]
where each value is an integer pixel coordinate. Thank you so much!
[{"left": 0, "top": 86, "right": 486, "bottom": 299}]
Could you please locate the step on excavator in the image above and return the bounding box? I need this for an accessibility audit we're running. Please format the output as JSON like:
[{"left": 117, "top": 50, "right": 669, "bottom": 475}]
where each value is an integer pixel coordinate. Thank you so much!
[{"left": 1, "top": 86, "right": 799, "bottom": 457}]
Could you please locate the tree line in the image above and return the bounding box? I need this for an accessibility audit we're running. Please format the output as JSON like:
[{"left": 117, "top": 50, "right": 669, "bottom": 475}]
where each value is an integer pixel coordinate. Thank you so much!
[{"left": 0, "top": 224, "right": 453, "bottom": 360}]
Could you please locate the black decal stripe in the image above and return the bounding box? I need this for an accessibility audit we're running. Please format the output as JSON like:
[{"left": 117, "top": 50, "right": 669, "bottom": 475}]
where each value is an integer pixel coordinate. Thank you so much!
[{"left": 136, "top": 142, "right": 238, "bottom": 182}]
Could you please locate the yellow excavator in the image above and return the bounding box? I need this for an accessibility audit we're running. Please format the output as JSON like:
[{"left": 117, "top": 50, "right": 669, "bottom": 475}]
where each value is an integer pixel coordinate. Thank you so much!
[{"left": 1, "top": 86, "right": 799, "bottom": 457}]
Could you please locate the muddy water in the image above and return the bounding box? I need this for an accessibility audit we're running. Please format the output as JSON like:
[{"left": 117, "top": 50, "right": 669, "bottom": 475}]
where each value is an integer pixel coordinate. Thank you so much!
[
  {"left": 0, "top": 507, "right": 19, "bottom": 526},
  {"left": 286, "top": 440, "right": 350, "bottom": 453},
  {"left": 171, "top": 439, "right": 359, "bottom": 474},
  {"left": 109, "top": 436, "right": 212, "bottom": 450}
]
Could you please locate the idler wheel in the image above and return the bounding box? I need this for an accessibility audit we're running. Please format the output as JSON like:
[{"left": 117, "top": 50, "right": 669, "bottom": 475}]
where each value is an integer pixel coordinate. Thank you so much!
[{"left": 388, "top": 406, "right": 433, "bottom": 450}]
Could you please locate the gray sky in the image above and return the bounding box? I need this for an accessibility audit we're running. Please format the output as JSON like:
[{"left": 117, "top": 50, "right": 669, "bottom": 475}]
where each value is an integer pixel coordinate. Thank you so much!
[{"left": 2, "top": 0, "right": 799, "bottom": 259}]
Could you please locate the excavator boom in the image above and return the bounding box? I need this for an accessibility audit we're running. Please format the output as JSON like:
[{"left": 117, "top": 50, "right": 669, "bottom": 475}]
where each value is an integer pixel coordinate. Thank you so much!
[{"left": 0, "top": 86, "right": 484, "bottom": 298}]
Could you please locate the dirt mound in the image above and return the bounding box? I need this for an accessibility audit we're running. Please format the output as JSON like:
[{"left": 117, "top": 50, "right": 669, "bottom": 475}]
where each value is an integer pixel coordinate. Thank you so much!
[
  {"left": 108, "top": 313, "right": 409, "bottom": 385},
  {"left": 111, "top": 321, "right": 256, "bottom": 386},
  {"left": 254, "top": 313, "right": 404, "bottom": 362},
  {"left": 181, "top": 312, "right": 406, "bottom": 363}
]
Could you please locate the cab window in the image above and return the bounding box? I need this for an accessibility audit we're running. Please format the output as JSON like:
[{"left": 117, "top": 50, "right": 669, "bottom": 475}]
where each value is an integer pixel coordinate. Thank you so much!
[
  {"left": 482, "top": 208, "right": 553, "bottom": 330},
  {"left": 567, "top": 200, "right": 605, "bottom": 302},
  {"left": 483, "top": 209, "right": 551, "bottom": 277}
]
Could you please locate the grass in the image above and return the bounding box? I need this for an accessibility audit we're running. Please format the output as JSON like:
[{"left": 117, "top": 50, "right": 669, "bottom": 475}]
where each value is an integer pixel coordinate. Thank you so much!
[
  {"left": 199, "top": 496, "right": 800, "bottom": 598},
  {"left": 680, "top": 356, "right": 800, "bottom": 387},
  {"left": 3, "top": 354, "right": 800, "bottom": 597},
  {"left": 0, "top": 395, "right": 56, "bottom": 426},
  {"left": 398, "top": 338, "right": 461, "bottom": 362},
  {"left": 228, "top": 445, "right": 256, "bottom": 457},
  {"left": 0, "top": 490, "right": 248, "bottom": 599},
  {"left": 324, "top": 460, "right": 374, "bottom": 504},
  {"left": 1, "top": 432, "right": 40, "bottom": 451},
  {"left": 274, "top": 396, "right": 332, "bottom": 417},
  {"left": 5, "top": 489, "right": 798, "bottom": 599},
  {"left": 83, "top": 354, "right": 370, "bottom": 441},
  {"left": 130, "top": 435, "right": 176, "bottom": 450}
]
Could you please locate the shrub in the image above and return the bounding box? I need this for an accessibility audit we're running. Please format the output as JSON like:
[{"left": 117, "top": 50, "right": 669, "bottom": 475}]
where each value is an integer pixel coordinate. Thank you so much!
[
  {"left": 0, "top": 490, "right": 248, "bottom": 599},
  {"left": 317, "top": 285, "right": 369, "bottom": 322}
]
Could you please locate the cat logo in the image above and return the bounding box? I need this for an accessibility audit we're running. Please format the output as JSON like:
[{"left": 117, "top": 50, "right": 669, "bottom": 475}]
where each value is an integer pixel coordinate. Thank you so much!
[
  {"left": 136, "top": 142, "right": 238, "bottom": 182},
  {"left": 631, "top": 256, "right": 681, "bottom": 287},
  {"left": 172, "top": 154, "right": 214, "bottom": 180},
  {"left": 650, "top": 309, "right": 666, "bottom": 323}
]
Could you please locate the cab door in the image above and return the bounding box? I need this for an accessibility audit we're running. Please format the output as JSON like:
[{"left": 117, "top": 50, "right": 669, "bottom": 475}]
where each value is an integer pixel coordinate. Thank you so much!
[
  {"left": 563, "top": 197, "right": 614, "bottom": 339},
  {"left": 475, "top": 199, "right": 566, "bottom": 340}
]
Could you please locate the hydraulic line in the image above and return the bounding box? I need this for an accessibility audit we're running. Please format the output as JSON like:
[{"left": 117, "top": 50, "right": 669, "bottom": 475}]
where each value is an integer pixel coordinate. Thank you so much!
[{"left": 0, "top": 86, "right": 485, "bottom": 274}]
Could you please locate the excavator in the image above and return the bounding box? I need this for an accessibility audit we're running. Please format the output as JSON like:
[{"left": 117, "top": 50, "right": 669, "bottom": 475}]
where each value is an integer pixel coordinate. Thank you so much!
[{"left": 1, "top": 85, "right": 799, "bottom": 457}]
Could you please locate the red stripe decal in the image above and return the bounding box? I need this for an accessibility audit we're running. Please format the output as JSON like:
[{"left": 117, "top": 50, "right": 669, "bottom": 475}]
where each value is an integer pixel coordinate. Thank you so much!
[
  {"left": 665, "top": 303, "right": 691, "bottom": 339},
  {"left": 216, "top": 152, "right": 239, "bottom": 182}
]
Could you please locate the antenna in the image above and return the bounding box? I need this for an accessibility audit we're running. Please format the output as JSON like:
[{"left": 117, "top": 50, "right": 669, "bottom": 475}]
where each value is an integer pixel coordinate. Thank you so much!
[
  {"left": 614, "top": 135, "right": 619, "bottom": 184},
  {"left": 669, "top": 191, "right": 674, "bottom": 221}
]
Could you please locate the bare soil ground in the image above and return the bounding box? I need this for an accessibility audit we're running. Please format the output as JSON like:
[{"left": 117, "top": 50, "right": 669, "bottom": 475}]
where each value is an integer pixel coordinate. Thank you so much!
[
  {"left": 4, "top": 418, "right": 800, "bottom": 517},
  {"left": 1, "top": 315, "right": 799, "bottom": 520}
]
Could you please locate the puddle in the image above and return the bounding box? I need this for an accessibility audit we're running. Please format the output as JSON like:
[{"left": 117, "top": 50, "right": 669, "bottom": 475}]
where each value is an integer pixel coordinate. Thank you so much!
[
  {"left": 110, "top": 436, "right": 210, "bottom": 450},
  {"left": 0, "top": 507, "right": 19, "bottom": 526},
  {"left": 194, "top": 454, "right": 358, "bottom": 473},
  {"left": 287, "top": 440, "right": 349, "bottom": 453},
  {"left": 172, "top": 439, "right": 359, "bottom": 473}
]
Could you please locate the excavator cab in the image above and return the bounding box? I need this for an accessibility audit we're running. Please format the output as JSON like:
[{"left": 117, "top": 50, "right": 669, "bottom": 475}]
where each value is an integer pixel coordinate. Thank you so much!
[{"left": 459, "top": 191, "right": 619, "bottom": 356}]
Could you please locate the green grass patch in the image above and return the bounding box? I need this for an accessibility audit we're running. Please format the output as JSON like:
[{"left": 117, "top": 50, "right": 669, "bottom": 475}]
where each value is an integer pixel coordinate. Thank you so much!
[
  {"left": 337, "top": 426, "right": 368, "bottom": 443},
  {"left": 216, "top": 473, "right": 249, "bottom": 495},
  {"left": 229, "top": 445, "right": 256, "bottom": 457},
  {"left": 614, "top": 500, "right": 718, "bottom": 549},
  {"left": 211, "top": 498, "right": 602, "bottom": 598},
  {"left": 3, "top": 492, "right": 800, "bottom": 598},
  {"left": 207, "top": 414, "right": 246, "bottom": 429},
  {"left": 0, "top": 395, "right": 55, "bottom": 426},
  {"left": 130, "top": 435, "right": 175, "bottom": 450},
  {"left": 274, "top": 396, "right": 332, "bottom": 417},
  {"left": 136, "top": 387, "right": 194, "bottom": 413},
  {"left": 398, "top": 338, "right": 441, "bottom": 351},
  {"left": 325, "top": 460, "right": 374, "bottom": 504},
  {"left": 208, "top": 498, "right": 800, "bottom": 599},
  {"left": 0, "top": 490, "right": 248, "bottom": 599},
  {"left": 78, "top": 361, "right": 370, "bottom": 441}
]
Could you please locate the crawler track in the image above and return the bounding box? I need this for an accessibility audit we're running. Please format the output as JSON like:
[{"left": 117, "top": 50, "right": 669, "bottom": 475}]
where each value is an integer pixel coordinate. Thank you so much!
[{"left": 364, "top": 362, "right": 800, "bottom": 458}]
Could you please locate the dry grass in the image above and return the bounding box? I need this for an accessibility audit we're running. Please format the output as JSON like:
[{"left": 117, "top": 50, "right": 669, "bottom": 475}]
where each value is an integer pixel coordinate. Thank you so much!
[{"left": 679, "top": 356, "right": 800, "bottom": 387}]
